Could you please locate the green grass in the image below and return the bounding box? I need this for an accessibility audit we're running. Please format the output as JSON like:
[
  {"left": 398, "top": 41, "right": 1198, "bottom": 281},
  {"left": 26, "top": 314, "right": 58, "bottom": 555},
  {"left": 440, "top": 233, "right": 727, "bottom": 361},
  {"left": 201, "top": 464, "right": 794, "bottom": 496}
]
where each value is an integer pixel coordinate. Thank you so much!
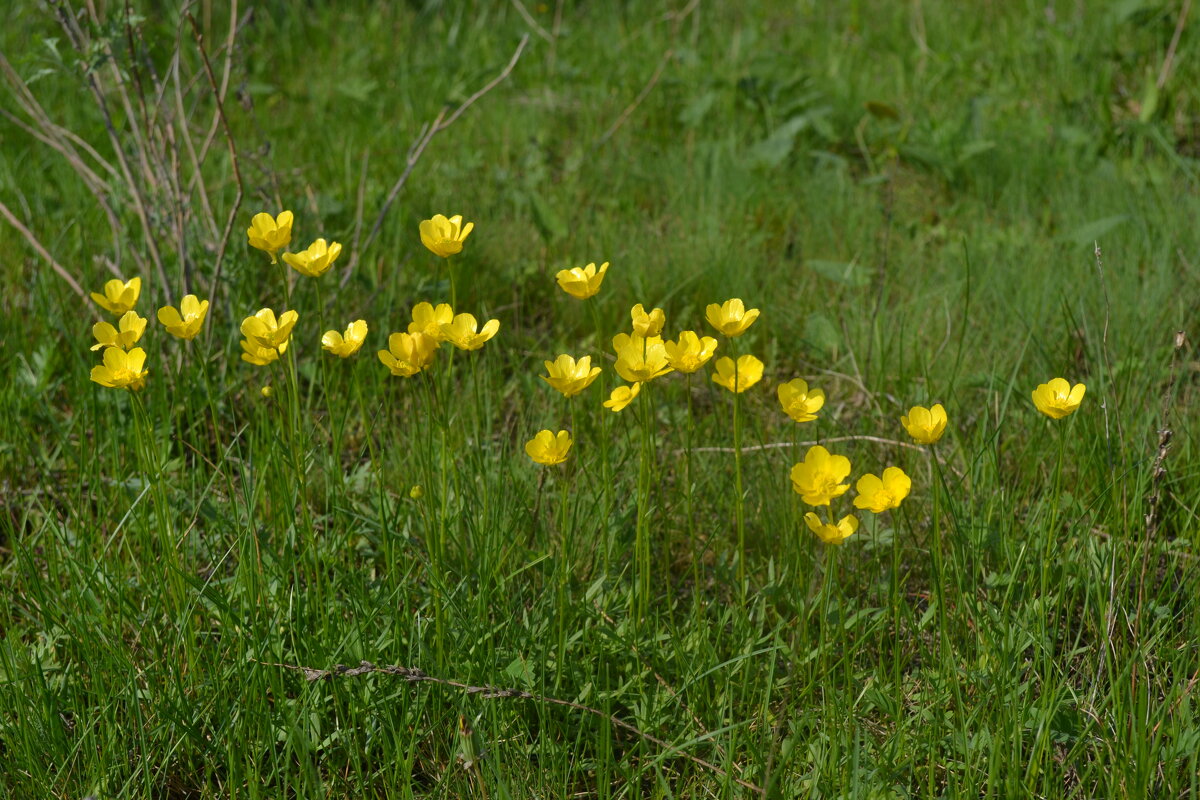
[{"left": 2, "top": 0, "right": 1199, "bottom": 796}]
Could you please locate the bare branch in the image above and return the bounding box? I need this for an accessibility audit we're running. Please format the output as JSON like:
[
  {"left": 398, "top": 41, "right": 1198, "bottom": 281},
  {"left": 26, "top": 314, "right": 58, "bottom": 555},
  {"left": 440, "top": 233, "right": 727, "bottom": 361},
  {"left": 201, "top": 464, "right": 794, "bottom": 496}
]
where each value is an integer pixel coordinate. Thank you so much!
[
  {"left": 596, "top": 49, "right": 673, "bottom": 148},
  {"left": 0, "top": 200, "right": 87, "bottom": 299},
  {"left": 350, "top": 35, "right": 530, "bottom": 278}
]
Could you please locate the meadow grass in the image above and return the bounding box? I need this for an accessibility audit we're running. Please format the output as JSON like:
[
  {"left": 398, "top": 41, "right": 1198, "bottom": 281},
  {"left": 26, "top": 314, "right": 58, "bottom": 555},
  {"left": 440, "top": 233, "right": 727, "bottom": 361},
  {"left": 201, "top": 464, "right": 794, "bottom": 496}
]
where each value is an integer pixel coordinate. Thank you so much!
[{"left": 1, "top": 1, "right": 1199, "bottom": 796}]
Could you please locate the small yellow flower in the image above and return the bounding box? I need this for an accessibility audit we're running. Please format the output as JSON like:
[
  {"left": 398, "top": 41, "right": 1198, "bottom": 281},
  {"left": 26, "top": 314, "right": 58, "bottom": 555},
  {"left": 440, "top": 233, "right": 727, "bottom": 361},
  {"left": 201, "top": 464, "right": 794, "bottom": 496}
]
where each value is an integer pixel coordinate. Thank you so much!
[
  {"left": 282, "top": 238, "right": 342, "bottom": 278},
  {"left": 440, "top": 313, "right": 499, "bottom": 351},
  {"left": 90, "top": 346, "right": 148, "bottom": 391},
  {"left": 705, "top": 298, "right": 760, "bottom": 337},
  {"left": 663, "top": 331, "right": 718, "bottom": 373},
  {"left": 804, "top": 512, "right": 859, "bottom": 545},
  {"left": 91, "top": 310, "right": 146, "bottom": 351},
  {"left": 901, "top": 403, "right": 947, "bottom": 444},
  {"left": 90, "top": 277, "right": 141, "bottom": 315},
  {"left": 790, "top": 445, "right": 852, "bottom": 506},
  {"left": 712, "top": 355, "right": 764, "bottom": 393},
  {"left": 630, "top": 303, "right": 665, "bottom": 337},
  {"left": 1032, "top": 378, "right": 1086, "bottom": 419},
  {"left": 241, "top": 338, "right": 286, "bottom": 366},
  {"left": 778, "top": 378, "right": 825, "bottom": 423},
  {"left": 525, "top": 429, "right": 573, "bottom": 466},
  {"left": 408, "top": 302, "right": 454, "bottom": 341},
  {"left": 541, "top": 354, "right": 602, "bottom": 397},
  {"left": 613, "top": 333, "right": 673, "bottom": 383},
  {"left": 240, "top": 308, "right": 298, "bottom": 352},
  {"left": 322, "top": 320, "right": 369, "bottom": 357},
  {"left": 853, "top": 467, "right": 911, "bottom": 513},
  {"left": 555, "top": 262, "right": 608, "bottom": 299},
  {"left": 378, "top": 331, "right": 438, "bottom": 377},
  {"left": 261, "top": 385, "right": 274, "bottom": 397},
  {"left": 419, "top": 214, "right": 474, "bottom": 258},
  {"left": 157, "top": 295, "right": 209, "bottom": 340},
  {"left": 603, "top": 383, "right": 641, "bottom": 412},
  {"left": 246, "top": 210, "right": 294, "bottom": 261},
  {"left": 409, "top": 485, "right": 425, "bottom": 500}
]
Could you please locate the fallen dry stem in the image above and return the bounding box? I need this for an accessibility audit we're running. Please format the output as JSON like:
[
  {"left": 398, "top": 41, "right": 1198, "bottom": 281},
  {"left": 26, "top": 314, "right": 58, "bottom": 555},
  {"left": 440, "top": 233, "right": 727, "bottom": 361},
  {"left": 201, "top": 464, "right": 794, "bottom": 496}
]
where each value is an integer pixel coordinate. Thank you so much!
[{"left": 266, "top": 659, "right": 764, "bottom": 794}]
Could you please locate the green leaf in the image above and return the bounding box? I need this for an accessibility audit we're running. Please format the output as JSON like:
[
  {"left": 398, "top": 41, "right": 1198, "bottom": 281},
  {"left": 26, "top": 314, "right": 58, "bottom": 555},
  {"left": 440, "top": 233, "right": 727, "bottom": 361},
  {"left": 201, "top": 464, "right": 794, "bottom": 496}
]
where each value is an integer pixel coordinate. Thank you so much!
[
  {"left": 529, "top": 193, "right": 568, "bottom": 244},
  {"left": 807, "top": 259, "right": 870, "bottom": 289},
  {"left": 804, "top": 312, "right": 840, "bottom": 356},
  {"left": 1062, "top": 214, "right": 1128, "bottom": 245}
]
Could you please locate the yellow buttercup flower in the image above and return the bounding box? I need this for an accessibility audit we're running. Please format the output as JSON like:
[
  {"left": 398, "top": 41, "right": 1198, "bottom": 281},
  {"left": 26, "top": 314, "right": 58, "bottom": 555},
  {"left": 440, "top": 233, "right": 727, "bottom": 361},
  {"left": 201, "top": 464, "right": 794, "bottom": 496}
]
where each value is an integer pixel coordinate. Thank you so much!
[
  {"left": 778, "top": 378, "right": 825, "bottom": 423},
  {"left": 1032, "top": 378, "right": 1086, "bottom": 419},
  {"left": 261, "top": 385, "right": 274, "bottom": 397},
  {"left": 853, "top": 467, "right": 911, "bottom": 513},
  {"left": 440, "top": 313, "right": 499, "bottom": 351},
  {"left": 901, "top": 403, "right": 947, "bottom": 444},
  {"left": 612, "top": 333, "right": 673, "bottom": 383},
  {"left": 240, "top": 308, "right": 298, "bottom": 352},
  {"left": 804, "top": 513, "right": 859, "bottom": 545},
  {"left": 705, "top": 298, "right": 760, "bottom": 337},
  {"left": 90, "top": 277, "right": 141, "bottom": 315},
  {"left": 541, "top": 354, "right": 602, "bottom": 397},
  {"left": 322, "top": 320, "right": 368, "bottom": 357},
  {"left": 408, "top": 302, "right": 454, "bottom": 341},
  {"left": 241, "top": 338, "right": 286, "bottom": 366},
  {"left": 525, "top": 429, "right": 573, "bottom": 466},
  {"left": 91, "top": 310, "right": 146, "bottom": 351},
  {"left": 790, "top": 445, "right": 852, "bottom": 506},
  {"left": 630, "top": 303, "right": 665, "bottom": 337},
  {"left": 282, "top": 238, "right": 342, "bottom": 278},
  {"left": 419, "top": 214, "right": 474, "bottom": 258},
  {"left": 378, "top": 331, "right": 438, "bottom": 377},
  {"left": 90, "top": 346, "right": 148, "bottom": 391},
  {"left": 157, "top": 295, "right": 209, "bottom": 340},
  {"left": 555, "top": 261, "right": 608, "bottom": 299},
  {"left": 603, "top": 383, "right": 641, "bottom": 412},
  {"left": 663, "top": 331, "right": 718, "bottom": 373},
  {"left": 712, "top": 355, "right": 764, "bottom": 393},
  {"left": 246, "top": 210, "right": 294, "bottom": 261}
]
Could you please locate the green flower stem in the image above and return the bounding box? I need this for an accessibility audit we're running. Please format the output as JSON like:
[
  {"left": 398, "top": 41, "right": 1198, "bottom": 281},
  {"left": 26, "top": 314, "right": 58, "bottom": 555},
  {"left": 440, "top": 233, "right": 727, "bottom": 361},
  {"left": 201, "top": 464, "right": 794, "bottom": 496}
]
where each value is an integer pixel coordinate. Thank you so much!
[
  {"left": 733, "top": 365, "right": 746, "bottom": 592},
  {"left": 685, "top": 373, "right": 698, "bottom": 600},
  {"left": 588, "top": 299, "right": 613, "bottom": 575},
  {"left": 634, "top": 385, "right": 653, "bottom": 621}
]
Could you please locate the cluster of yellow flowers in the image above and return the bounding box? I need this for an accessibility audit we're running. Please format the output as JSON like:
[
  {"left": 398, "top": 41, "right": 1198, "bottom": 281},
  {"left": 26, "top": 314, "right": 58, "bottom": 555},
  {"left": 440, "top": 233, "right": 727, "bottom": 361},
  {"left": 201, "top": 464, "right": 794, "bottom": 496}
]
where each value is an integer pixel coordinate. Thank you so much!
[
  {"left": 87, "top": 205, "right": 1088, "bottom": 549},
  {"left": 88, "top": 275, "right": 210, "bottom": 390}
]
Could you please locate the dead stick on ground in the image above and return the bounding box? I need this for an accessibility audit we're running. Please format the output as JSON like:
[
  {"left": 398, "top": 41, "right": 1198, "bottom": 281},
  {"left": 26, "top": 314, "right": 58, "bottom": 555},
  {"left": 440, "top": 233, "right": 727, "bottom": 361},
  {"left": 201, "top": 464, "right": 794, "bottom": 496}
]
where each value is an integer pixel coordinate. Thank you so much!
[
  {"left": 595, "top": 49, "right": 673, "bottom": 148},
  {"left": 264, "top": 659, "right": 764, "bottom": 795},
  {"left": 348, "top": 35, "right": 529, "bottom": 281},
  {"left": 0, "top": 199, "right": 87, "bottom": 299}
]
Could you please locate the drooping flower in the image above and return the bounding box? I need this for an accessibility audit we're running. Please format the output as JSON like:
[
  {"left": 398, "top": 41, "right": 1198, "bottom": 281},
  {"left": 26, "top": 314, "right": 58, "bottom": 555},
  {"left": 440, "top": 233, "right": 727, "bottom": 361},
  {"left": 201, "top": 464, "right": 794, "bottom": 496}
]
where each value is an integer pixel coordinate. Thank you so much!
[
  {"left": 901, "top": 403, "right": 947, "bottom": 444},
  {"left": 282, "top": 238, "right": 342, "bottom": 278},
  {"left": 440, "top": 313, "right": 499, "bottom": 351},
  {"left": 790, "top": 445, "right": 852, "bottom": 506},
  {"left": 246, "top": 210, "right": 294, "bottom": 261},
  {"left": 705, "top": 298, "right": 760, "bottom": 337},
  {"left": 663, "top": 331, "right": 718, "bottom": 373},
  {"left": 90, "top": 277, "right": 141, "bottom": 315},
  {"left": 90, "top": 346, "right": 148, "bottom": 391},
  {"left": 853, "top": 467, "right": 911, "bottom": 513},
  {"left": 1032, "top": 379, "right": 1086, "bottom": 420},
  {"left": 408, "top": 302, "right": 454, "bottom": 342},
  {"left": 91, "top": 310, "right": 146, "bottom": 350},
  {"left": 630, "top": 303, "right": 665, "bottom": 337},
  {"left": 603, "top": 383, "right": 641, "bottom": 412},
  {"left": 241, "top": 338, "right": 286, "bottom": 366},
  {"left": 525, "top": 429, "right": 573, "bottom": 466},
  {"left": 419, "top": 214, "right": 474, "bottom": 258},
  {"left": 778, "top": 378, "right": 825, "bottom": 423},
  {"left": 157, "top": 295, "right": 210, "bottom": 340},
  {"left": 322, "top": 320, "right": 369, "bottom": 357},
  {"left": 541, "top": 354, "right": 602, "bottom": 397},
  {"left": 555, "top": 262, "right": 608, "bottom": 299},
  {"left": 712, "top": 354, "right": 764, "bottom": 393},
  {"left": 378, "top": 331, "right": 438, "bottom": 377},
  {"left": 612, "top": 333, "right": 673, "bottom": 383},
  {"left": 240, "top": 308, "right": 298, "bottom": 352},
  {"left": 804, "top": 512, "right": 859, "bottom": 545}
]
